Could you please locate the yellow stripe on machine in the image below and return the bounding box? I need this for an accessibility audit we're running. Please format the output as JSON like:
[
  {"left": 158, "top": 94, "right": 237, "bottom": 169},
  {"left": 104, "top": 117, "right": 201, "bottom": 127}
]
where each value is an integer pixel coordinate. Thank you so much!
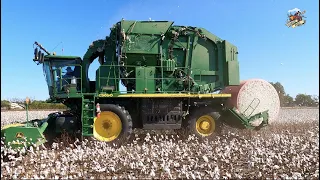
[
  {"left": 1, "top": 123, "right": 25, "bottom": 130},
  {"left": 99, "top": 93, "right": 231, "bottom": 98}
]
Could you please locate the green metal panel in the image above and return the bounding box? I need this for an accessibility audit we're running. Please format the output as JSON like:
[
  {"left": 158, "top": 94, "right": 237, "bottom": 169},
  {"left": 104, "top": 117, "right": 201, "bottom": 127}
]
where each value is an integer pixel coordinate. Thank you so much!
[
  {"left": 222, "top": 40, "right": 240, "bottom": 86},
  {"left": 198, "top": 28, "right": 223, "bottom": 43},
  {"left": 121, "top": 20, "right": 173, "bottom": 35},
  {"left": 125, "top": 54, "right": 158, "bottom": 67},
  {"left": 121, "top": 20, "right": 173, "bottom": 54},
  {"left": 145, "top": 67, "right": 156, "bottom": 93},
  {"left": 226, "top": 61, "right": 240, "bottom": 85},
  {"left": 223, "top": 40, "right": 238, "bottom": 62},
  {"left": 192, "top": 38, "right": 218, "bottom": 71},
  {"left": 135, "top": 67, "right": 156, "bottom": 93},
  {"left": 135, "top": 67, "right": 144, "bottom": 92},
  {"left": 126, "top": 35, "right": 160, "bottom": 54},
  {"left": 191, "top": 36, "right": 220, "bottom": 87},
  {"left": 1, "top": 122, "right": 48, "bottom": 149},
  {"left": 161, "top": 36, "right": 187, "bottom": 67}
]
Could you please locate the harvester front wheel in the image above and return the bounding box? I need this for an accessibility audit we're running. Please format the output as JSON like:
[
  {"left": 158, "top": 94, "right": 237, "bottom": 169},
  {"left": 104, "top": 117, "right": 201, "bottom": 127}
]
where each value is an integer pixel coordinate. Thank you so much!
[
  {"left": 93, "top": 104, "right": 133, "bottom": 145},
  {"left": 187, "top": 108, "right": 222, "bottom": 139}
]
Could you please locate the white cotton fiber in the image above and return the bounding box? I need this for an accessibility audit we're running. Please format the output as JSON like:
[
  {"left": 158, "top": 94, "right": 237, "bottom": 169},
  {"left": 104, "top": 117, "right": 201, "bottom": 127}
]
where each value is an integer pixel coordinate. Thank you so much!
[{"left": 222, "top": 79, "right": 280, "bottom": 125}]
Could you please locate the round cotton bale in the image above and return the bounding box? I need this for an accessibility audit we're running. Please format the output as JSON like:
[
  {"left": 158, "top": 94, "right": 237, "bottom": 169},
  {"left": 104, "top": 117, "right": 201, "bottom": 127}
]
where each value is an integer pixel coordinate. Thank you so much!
[{"left": 222, "top": 79, "right": 280, "bottom": 125}]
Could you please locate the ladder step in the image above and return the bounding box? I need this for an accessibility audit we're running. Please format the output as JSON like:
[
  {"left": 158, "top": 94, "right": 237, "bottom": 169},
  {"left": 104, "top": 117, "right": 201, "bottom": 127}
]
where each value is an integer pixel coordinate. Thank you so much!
[
  {"left": 82, "top": 97, "right": 95, "bottom": 136},
  {"left": 83, "top": 99, "right": 94, "bottom": 103},
  {"left": 83, "top": 125, "right": 93, "bottom": 128},
  {"left": 83, "top": 117, "right": 95, "bottom": 119}
]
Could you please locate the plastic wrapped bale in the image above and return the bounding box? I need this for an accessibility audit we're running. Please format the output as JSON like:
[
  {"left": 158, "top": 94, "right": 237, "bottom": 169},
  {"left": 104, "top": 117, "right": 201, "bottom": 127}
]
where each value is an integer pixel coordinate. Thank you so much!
[{"left": 222, "top": 79, "right": 280, "bottom": 126}]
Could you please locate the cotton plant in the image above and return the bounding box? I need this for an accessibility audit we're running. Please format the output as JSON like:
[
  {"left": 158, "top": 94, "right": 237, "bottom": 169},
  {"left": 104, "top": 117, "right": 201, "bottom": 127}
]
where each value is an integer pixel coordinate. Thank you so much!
[{"left": 1, "top": 109, "right": 319, "bottom": 179}]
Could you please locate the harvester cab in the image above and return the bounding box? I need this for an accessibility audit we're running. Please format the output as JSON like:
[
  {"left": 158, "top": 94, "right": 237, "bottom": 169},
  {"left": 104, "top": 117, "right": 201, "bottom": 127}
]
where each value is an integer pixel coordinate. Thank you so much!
[
  {"left": 0, "top": 43, "right": 83, "bottom": 149},
  {"left": 47, "top": 59, "right": 82, "bottom": 96},
  {"left": 33, "top": 42, "right": 82, "bottom": 98}
]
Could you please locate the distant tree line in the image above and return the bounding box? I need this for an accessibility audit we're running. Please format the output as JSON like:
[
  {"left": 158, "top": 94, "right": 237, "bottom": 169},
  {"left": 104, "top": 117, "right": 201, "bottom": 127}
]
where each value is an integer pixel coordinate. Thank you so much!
[
  {"left": 1, "top": 98, "right": 66, "bottom": 110},
  {"left": 270, "top": 82, "right": 319, "bottom": 107}
]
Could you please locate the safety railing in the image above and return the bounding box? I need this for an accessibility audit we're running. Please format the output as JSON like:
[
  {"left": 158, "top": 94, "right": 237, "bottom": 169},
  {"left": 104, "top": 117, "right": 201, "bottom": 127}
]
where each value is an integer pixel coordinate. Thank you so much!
[{"left": 97, "top": 64, "right": 220, "bottom": 94}]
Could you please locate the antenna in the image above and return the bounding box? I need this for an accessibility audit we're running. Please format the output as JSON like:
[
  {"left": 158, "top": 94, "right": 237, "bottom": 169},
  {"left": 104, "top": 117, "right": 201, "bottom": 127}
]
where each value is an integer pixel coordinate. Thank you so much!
[
  {"left": 51, "top": 42, "right": 62, "bottom": 52},
  {"left": 61, "top": 42, "right": 64, "bottom": 55}
]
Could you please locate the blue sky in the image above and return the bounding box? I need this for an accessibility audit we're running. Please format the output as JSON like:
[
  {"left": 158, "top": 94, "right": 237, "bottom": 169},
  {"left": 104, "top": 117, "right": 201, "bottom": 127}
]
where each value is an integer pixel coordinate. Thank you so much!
[{"left": 1, "top": 0, "right": 319, "bottom": 100}]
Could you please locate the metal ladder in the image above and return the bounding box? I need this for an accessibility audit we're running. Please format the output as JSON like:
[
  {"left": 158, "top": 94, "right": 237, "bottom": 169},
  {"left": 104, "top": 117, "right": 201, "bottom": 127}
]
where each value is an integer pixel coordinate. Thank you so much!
[{"left": 81, "top": 96, "right": 95, "bottom": 136}]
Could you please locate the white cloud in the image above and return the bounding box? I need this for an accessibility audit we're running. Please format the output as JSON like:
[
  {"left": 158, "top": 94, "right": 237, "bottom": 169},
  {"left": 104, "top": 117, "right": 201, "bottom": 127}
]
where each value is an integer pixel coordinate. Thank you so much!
[{"left": 288, "top": 8, "right": 300, "bottom": 14}]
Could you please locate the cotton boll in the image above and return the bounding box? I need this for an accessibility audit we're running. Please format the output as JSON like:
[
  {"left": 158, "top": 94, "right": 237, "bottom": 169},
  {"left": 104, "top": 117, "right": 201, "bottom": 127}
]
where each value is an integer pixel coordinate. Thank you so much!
[{"left": 1, "top": 109, "right": 319, "bottom": 179}]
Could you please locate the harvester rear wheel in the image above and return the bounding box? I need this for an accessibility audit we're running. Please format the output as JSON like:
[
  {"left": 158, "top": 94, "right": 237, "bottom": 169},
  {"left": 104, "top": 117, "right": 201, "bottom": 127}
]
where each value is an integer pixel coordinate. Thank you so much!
[
  {"left": 93, "top": 104, "right": 133, "bottom": 145},
  {"left": 187, "top": 107, "right": 222, "bottom": 139}
]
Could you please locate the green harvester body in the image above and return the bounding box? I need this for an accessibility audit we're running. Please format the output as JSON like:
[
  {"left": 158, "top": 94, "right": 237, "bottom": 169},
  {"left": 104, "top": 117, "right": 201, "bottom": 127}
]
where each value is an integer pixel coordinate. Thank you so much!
[{"left": 1, "top": 20, "right": 270, "bottom": 149}]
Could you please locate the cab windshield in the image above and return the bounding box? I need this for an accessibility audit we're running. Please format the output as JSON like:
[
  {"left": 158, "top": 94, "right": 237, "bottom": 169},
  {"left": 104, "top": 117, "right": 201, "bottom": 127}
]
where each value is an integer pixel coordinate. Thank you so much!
[{"left": 42, "top": 59, "right": 81, "bottom": 95}]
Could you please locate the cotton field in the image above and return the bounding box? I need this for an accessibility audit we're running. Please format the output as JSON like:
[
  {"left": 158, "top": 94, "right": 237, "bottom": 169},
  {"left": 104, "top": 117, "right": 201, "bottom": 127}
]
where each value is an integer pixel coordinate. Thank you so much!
[{"left": 1, "top": 108, "right": 319, "bottom": 179}]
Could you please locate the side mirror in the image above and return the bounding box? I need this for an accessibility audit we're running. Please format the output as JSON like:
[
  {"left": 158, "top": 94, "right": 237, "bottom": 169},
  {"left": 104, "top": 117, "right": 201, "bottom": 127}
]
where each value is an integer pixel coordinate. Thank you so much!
[
  {"left": 37, "top": 51, "right": 41, "bottom": 62},
  {"left": 34, "top": 48, "right": 39, "bottom": 60},
  {"left": 40, "top": 52, "right": 44, "bottom": 63}
]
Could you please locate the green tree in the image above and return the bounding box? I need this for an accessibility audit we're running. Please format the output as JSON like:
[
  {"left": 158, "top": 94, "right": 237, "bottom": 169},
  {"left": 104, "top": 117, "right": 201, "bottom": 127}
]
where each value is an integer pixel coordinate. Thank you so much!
[
  {"left": 295, "top": 94, "right": 316, "bottom": 107},
  {"left": 269, "top": 82, "right": 288, "bottom": 107},
  {"left": 45, "top": 98, "right": 53, "bottom": 103},
  {"left": 270, "top": 82, "right": 285, "bottom": 94},
  {"left": 312, "top": 95, "right": 319, "bottom": 106},
  {"left": 1, "top": 100, "right": 11, "bottom": 109},
  {"left": 283, "top": 94, "right": 294, "bottom": 107}
]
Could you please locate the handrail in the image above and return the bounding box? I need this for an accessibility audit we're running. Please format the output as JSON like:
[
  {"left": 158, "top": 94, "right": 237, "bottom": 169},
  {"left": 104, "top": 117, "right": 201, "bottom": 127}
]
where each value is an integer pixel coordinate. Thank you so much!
[
  {"left": 97, "top": 64, "right": 218, "bottom": 94},
  {"left": 50, "top": 64, "right": 220, "bottom": 95}
]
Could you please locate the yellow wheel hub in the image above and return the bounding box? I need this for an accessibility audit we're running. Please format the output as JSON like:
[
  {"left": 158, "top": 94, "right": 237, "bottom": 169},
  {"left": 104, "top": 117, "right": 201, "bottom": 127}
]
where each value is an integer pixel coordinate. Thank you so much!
[
  {"left": 195, "top": 115, "right": 215, "bottom": 136},
  {"left": 93, "top": 111, "right": 122, "bottom": 142}
]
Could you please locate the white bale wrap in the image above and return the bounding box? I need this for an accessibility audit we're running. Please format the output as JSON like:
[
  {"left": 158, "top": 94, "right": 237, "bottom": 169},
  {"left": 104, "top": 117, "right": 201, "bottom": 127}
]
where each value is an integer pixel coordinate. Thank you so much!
[{"left": 222, "top": 79, "right": 280, "bottom": 126}]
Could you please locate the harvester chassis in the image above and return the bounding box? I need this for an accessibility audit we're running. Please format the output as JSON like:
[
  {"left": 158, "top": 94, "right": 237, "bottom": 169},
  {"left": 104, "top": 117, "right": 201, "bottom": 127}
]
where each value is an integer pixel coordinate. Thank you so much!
[
  {"left": 1, "top": 96, "right": 270, "bottom": 149},
  {"left": 1, "top": 19, "right": 278, "bottom": 150}
]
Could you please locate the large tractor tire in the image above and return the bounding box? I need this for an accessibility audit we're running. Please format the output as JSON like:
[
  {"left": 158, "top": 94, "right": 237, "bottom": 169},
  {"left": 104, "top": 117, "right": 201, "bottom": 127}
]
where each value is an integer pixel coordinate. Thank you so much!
[
  {"left": 186, "top": 107, "right": 222, "bottom": 139},
  {"left": 93, "top": 104, "right": 133, "bottom": 146}
]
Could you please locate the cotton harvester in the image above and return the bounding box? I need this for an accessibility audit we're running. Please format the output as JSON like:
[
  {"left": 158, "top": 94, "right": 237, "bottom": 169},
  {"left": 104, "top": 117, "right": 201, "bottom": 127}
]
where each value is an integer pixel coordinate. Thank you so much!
[{"left": 1, "top": 20, "right": 280, "bottom": 149}]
